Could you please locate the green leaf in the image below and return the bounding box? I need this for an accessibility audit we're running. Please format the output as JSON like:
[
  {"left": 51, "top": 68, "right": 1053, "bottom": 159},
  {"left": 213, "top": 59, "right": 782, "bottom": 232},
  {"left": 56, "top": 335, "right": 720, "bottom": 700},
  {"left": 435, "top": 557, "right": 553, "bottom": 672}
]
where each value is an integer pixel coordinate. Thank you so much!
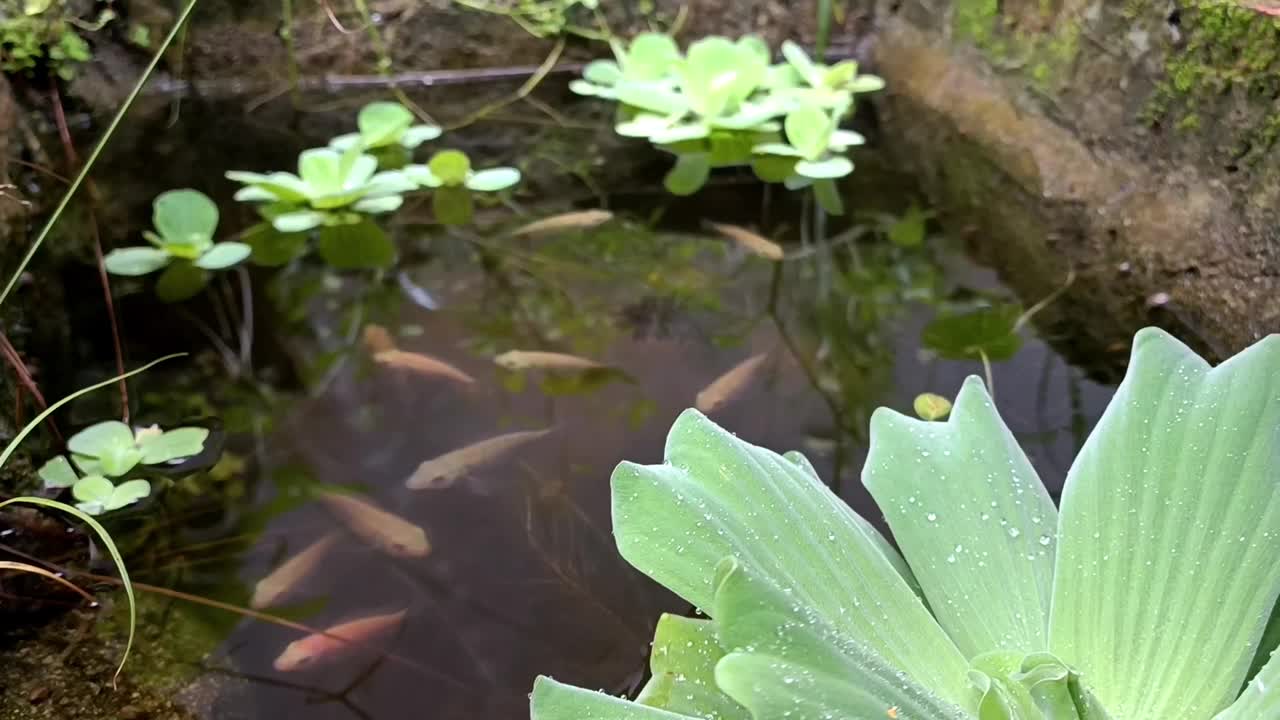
[
  {"left": 664, "top": 153, "right": 711, "bottom": 196},
  {"left": 864, "top": 376, "right": 1057, "bottom": 658},
  {"left": 812, "top": 178, "right": 844, "bottom": 215},
  {"left": 38, "top": 455, "right": 79, "bottom": 489},
  {"left": 68, "top": 421, "right": 133, "bottom": 458},
  {"left": 316, "top": 221, "right": 396, "bottom": 269},
  {"left": 155, "top": 261, "right": 211, "bottom": 302},
  {"left": 328, "top": 132, "right": 363, "bottom": 151},
  {"left": 611, "top": 409, "right": 971, "bottom": 706},
  {"left": 194, "top": 242, "right": 251, "bottom": 270},
  {"left": 781, "top": 41, "right": 821, "bottom": 86},
  {"left": 712, "top": 559, "right": 971, "bottom": 720},
  {"left": 350, "top": 195, "right": 404, "bottom": 214},
  {"left": 138, "top": 427, "right": 209, "bottom": 464},
  {"left": 890, "top": 205, "right": 931, "bottom": 247},
  {"left": 637, "top": 615, "right": 749, "bottom": 719},
  {"left": 582, "top": 59, "right": 622, "bottom": 85},
  {"left": 226, "top": 171, "right": 311, "bottom": 203},
  {"left": 297, "top": 148, "right": 345, "bottom": 194},
  {"left": 104, "top": 247, "right": 171, "bottom": 276},
  {"left": 784, "top": 105, "right": 831, "bottom": 160},
  {"left": 624, "top": 33, "right": 680, "bottom": 80},
  {"left": 105, "top": 479, "right": 152, "bottom": 511},
  {"left": 152, "top": 189, "right": 218, "bottom": 247},
  {"left": 242, "top": 223, "right": 308, "bottom": 267},
  {"left": 400, "top": 124, "right": 443, "bottom": 148},
  {"left": 923, "top": 305, "right": 1023, "bottom": 362},
  {"left": 617, "top": 83, "right": 690, "bottom": 117},
  {"left": 433, "top": 186, "right": 474, "bottom": 226},
  {"left": 751, "top": 155, "right": 797, "bottom": 183},
  {"left": 849, "top": 74, "right": 887, "bottom": 93},
  {"left": 795, "top": 156, "right": 853, "bottom": 179},
  {"left": 403, "top": 164, "right": 443, "bottom": 188},
  {"left": 71, "top": 453, "right": 103, "bottom": 476},
  {"left": 650, "top": 123, "right": 711, "bottom": 144},
  {"left": 72, "top": 475, "right": 115, "bottom": 505},
  {"left": 271, "top": 210, "right": 327, "bottom": 233},
  {"left": 428, "top": 150, "right": 472, "bottom": 186},
  {"left": 98, "top": 442, "right": 144, "bottom": 477},
  {"left": 357, "top": 101, "right": 413, "bottom": 148},
  {"left": 1217, "top": 644, "right": 1280, "bottom": 719},
  {"left": 530, "top": 677, "right": 697, "bottom": 720},
  {"left": 1050, "top": 329, "right": 1280, "bottom": 719},
  {"left": 464, "top": 167, "right": 521, "bottom": 192}
]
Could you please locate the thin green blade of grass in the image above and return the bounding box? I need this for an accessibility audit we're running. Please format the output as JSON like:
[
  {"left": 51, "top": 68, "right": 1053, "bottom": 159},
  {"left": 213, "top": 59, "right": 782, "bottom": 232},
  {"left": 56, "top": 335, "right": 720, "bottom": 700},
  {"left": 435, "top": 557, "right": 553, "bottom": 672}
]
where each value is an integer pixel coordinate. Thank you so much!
[{"left": 0, "top": 0, "right": 202, "bottom": 308}]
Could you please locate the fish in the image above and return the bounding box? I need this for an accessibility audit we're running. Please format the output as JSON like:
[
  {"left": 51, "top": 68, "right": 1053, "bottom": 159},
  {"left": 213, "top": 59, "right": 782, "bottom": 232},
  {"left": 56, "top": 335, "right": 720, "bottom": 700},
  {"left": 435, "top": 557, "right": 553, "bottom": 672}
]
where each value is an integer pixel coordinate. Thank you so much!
[
  {"left": 696, "top": 353, "right": 770, "bottom": 413},
  {"left": 316, "top": 491, "right": 430, "bottom": 558},
  {"left": 511, "top": 209, "right": 614, "bottom": 237},
  {"left": 273, "top": 609, "right": 407, "bottom": 672},
  {"left": 493, "top": 350, "right": 606, "bottom": 372},
  {"left": 406, "top": 428, "right": 554, "bottom": 490},
  {"left": 373, "top": 349, "right": 476, "bottom": 384},
  {"left": 705, "top": 221, "right": 784, "bottom": 261},
  {"left": 251, "top": 532, "right": 341, "bottom": 609},
  {"left": 362, "top": 324, "right": 397, "bottom": 354}
]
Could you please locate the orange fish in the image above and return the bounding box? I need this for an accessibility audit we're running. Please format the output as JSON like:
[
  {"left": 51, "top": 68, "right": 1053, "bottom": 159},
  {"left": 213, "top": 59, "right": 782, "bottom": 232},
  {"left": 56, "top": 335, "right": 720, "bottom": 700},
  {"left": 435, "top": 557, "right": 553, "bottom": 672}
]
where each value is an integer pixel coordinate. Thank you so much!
[
  {"left": 705, "top": 221, "right": 784, "bottom": 261},
  {"left": 273, "top": 609, "right": 407, "bottom": 672},
  {"left": 251, "top": 532, "right": 341, "bottom": 609},
  {"left": 493, "top": 350, "right": 605, "bottom": 371},
  {"left": 511, "top": 209, "right": 613, "bottom": 236},
  {"left": 317, "top": 491, "right": 430, "bottom": 558},
  {"left": 695, "top": 353, "right": 770, "bottom": 413},
  {"left": 362, "top": 324, "right": 397, "bottom": 354},
  {"left": 374, "top": 349, "right": 475, "bottom": 385},
  {"left": 406, "top": 428, "right": 553, "bottom": 490}
]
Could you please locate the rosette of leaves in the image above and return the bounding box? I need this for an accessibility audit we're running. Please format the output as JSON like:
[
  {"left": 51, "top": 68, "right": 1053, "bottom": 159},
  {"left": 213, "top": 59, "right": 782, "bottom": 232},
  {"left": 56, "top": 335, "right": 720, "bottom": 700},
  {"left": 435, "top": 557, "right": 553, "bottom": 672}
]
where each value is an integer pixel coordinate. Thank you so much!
[
  {"left": 568, "top": 32, "right": 681, "bottom": 99},
  {"left": 768, "top": 40, "right": 886, "bottom": 109},
  {"left": 404, "top": 150, "right": 521, "bottom": 226},
  {"left": 750, "top": 103, "right": 864, "bottom": 213},
  {"left": 328, "top": 101, "right": 442, "bottom": 155},
  {"left": 226, "top": 147, "right": 416, "bottom": 233},
  {"left": 531, "top": 328, "right": 1280, "bottom": 720},
  {"left": 103, "top": 190, "right": 250, "bottom": 301},
  {"left": 613, "top": 36, "right": 781, "bottom": 146},
  {"left": 37, "top": 422, "right": 208, "bottom": 515}
]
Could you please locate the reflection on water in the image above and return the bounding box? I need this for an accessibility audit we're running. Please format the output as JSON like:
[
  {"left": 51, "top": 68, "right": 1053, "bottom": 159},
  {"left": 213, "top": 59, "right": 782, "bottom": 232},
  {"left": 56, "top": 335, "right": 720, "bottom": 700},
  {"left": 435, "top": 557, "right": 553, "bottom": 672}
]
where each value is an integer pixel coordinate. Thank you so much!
[{"left": 156, "top": 207, "right": 1115, "bottom": 719}]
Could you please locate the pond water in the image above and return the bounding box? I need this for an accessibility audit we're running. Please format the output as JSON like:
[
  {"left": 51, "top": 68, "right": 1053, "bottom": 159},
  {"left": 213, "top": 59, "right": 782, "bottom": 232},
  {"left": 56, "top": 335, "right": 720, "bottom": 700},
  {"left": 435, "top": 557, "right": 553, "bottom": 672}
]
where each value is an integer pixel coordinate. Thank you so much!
[{"left": 9, "top": 91, "right": 1117, "bottom": 719}]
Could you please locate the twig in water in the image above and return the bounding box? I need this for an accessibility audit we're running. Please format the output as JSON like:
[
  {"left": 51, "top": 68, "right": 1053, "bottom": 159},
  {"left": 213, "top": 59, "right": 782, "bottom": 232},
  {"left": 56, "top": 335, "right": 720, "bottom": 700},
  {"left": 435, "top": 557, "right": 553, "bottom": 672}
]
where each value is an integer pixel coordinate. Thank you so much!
[{"left": 445, "top": 36, "right": 566, "bottom": 130}]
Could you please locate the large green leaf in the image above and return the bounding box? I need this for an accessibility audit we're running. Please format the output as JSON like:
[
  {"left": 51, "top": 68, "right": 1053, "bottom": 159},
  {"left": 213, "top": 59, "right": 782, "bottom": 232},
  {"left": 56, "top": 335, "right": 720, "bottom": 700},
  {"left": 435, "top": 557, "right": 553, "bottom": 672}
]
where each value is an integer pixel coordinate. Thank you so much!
[
  {"left": 531, "top": 677, "right": 698, "bottom": 720},
  {"left": 1050, "top": 328, "right": 1280, "bottom": 718},
  {"left": 711, "top": 559, "right": 971, "bottom": 720},
  {"left": 612, "top": 409, "right": 971, "bottom": 707},
  {"left": 636, "top": 615, "right": 748, "bottom": 720},
  {"left": 316, "top": 221, "right": 395, "bottom": 269},
  {"left": 357, "top": 101, "right": 413, "bottom": 148},
  {"left": 138, "top": 427, "right": 209, "bottom": 464},
  {"left": 664, "top": 154, "right": 711, "bottom": 196},
  {"left": 103, "top": 247, "right": 171, "bottom": 276},
  {"left": 1216, "top": 642, "right": 1280, "bottom": 719},
  {"left": 864, "top": 376, "right": 1057, "bottom": 658}
]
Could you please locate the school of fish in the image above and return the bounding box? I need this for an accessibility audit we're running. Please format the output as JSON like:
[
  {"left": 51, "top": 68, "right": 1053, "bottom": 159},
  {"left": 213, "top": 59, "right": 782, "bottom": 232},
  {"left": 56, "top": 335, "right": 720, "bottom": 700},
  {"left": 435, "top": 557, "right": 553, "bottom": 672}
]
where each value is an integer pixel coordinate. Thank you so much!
[{"left": 256, "top": 220, "right": 780, "bottom": 672}]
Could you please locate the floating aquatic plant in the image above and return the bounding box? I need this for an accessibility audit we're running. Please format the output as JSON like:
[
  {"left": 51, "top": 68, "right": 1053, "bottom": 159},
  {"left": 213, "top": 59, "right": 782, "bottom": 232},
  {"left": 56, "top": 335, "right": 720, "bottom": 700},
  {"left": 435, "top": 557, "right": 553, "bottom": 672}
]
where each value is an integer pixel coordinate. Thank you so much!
[
  {"left": 328, "top": 101, "right": 442, "bottom": 153},
  {"left": 226, "top": 147, "right": 416, "bottom": 233},
  {"left": 531, "top": 328, "right": 1280, "bottom": 720},
  {"left": 404, "top": 150, "right": 522, "bottom": 225},
  {"left": 572, "top": 33, "right": 884, "bottom": 200},
  {"left": 103, "top": 190, "right": 250, "bottom": 299}
]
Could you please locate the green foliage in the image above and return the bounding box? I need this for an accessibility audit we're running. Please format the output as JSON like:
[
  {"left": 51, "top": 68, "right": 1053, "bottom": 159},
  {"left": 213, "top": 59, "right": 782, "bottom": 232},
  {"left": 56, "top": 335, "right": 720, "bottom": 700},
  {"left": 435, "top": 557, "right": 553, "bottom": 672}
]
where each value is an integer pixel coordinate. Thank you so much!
[
  {"left": 329, "top": 101, "right": 443, "bottom": 152},
  {"left": 0, "top": 0, "right": 99, "bottom": 80},
  {"left": 923, "top": 303, "right": 1023, "bottom": 361},
  {"left": 530, "top": 328, "right": 1280, "bottom": 719},
  {"left": 226, "top": 146, "right": 415, "bottom": 233},
  {"left": 572, "top": 33, "right": 884, "bottom": 198},
  {"left": 453, "top": 0, "right": 599, "bottom": 38},
  {"left": 36, "top": 420, "right": 208, "bottom": 515}
]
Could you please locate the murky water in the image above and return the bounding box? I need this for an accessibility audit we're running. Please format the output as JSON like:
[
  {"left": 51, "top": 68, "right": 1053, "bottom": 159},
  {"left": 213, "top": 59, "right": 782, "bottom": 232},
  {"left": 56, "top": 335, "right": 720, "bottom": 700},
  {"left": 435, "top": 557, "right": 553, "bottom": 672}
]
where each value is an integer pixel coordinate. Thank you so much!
[{"left": 9, "top": 95, "right": 1116, "bottom": 719}]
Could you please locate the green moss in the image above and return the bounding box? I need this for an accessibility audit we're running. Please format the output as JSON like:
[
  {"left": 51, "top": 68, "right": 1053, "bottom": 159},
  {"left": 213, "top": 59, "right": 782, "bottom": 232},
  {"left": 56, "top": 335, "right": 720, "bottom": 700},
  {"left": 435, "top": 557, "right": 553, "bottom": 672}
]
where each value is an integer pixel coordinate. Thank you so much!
[
  {"left": 950, "top": 0, "right": 1081, "bottom": 90},
  {"left": 1145, "top": 2, "right": 1280, "bottom": 162},
  {"left": 1176, "top": 113, "right": 1201, "bottom": 132}
]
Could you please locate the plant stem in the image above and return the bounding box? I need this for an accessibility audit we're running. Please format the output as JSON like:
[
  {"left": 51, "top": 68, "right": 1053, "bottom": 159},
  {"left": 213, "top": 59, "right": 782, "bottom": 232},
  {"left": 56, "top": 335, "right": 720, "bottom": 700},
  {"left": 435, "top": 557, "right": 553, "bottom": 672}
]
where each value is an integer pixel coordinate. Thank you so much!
[
  {"left": 817, "top": 0, "right": 833, "bottom": 55},
  {"left": 0, "top": 0, "right": 201, "bottom": 309}
]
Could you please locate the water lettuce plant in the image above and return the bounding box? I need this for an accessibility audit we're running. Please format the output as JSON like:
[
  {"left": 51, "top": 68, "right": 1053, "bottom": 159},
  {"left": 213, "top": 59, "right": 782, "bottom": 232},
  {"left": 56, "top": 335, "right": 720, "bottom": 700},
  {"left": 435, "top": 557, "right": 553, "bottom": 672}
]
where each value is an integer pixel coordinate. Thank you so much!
[
  {"left": 572, "top": 33, "right": 883, "bottom": 201},
  {"left": 531, "top": 328, "right": 1280, "bottom": 719},
  {"left": 404, "top": 150, "right": 521, "bottom": 225},
  {"left": 104, "top": 190, "right": 250, "bottom": 299},
  {"left": 328, "top": 101, "right": 442, "bottom": 153},
  {"left": 226, "top": 147, "right": 416, "bottom": 232}
]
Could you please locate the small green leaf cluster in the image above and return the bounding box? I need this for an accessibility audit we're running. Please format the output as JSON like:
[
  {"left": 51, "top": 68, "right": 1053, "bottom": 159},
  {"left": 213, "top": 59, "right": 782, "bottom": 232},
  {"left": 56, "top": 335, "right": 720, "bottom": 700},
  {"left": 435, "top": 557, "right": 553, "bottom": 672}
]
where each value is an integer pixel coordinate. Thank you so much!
[
  {"left": 572, "top": 34, "right": 884, "bottom": 209},
  {"left": 37, "top": 421, "right": 208, "bottom": 515},
  {"left": 104, "top": 189, "right": 250, "bottom": 301},
  {"left": 225, "top": 100, "right": 521, "bottom": 267},
  {"left": 0, "top": 0, "right": 95, "bottom": 81}
]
